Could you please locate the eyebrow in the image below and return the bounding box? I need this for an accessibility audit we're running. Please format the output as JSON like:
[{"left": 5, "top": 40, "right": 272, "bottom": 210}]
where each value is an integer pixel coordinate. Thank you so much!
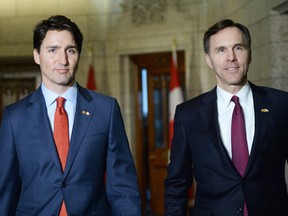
[
  {"left": 45, "top": 45, "right": 60, "bottom": 49},
  {"left": 214, "top": 45, "right": 226, "bottom": 52},
  {"left": 214, "top": 42, "right": 247, "bottom": 51},
  {"left": 233, "top": 43, "right": 246, "bottom": 48},
  {"left": 66, "top": 45, "right": 78, "bottom": 49},
  {"left": 45, "top": 45, "right": 78, "bottom": 50}
]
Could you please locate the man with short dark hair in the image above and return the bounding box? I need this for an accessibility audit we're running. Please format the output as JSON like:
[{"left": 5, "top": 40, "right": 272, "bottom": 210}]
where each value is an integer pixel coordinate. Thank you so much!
[{"left": 0, "top": 15, "right": 141, "bottom": 216}]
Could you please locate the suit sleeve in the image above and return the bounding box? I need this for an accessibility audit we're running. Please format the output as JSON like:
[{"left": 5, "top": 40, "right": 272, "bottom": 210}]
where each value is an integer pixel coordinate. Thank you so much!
[
  {"left": 105, "top": 99, "right": 141, "bottom": 215},
  {"left": 0, "top": 108, "right": 21, "bottom": 215},
  {"left": 164, "top": 105, "right": 193, "bottom": 216}
]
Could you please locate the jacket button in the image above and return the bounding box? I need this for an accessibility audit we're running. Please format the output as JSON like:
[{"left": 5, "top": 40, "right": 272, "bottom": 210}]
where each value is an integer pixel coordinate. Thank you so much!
[
  {"left": 236, "top": 207, "right": 243, "bottom": 214},
  {"left": 61, "top": 182, "right": 67, "bottom": 188}
]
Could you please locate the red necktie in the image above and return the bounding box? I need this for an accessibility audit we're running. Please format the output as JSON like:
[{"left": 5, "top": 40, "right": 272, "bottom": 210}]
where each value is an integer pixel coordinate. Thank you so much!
[
  {"left": 54, "top": 97, "right": 69, "bottom": 216},
  {"left": 231, "top": 95, "right": 249, "bottom": 216}
]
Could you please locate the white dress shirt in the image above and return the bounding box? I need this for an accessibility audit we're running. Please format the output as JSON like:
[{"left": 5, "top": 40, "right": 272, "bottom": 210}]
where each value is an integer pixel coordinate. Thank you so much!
[
  {"left": 217, "top": 82, "right": 255, "bottom": 158},
  {"left": 41, "top": 82, "right": 77, "bottom": 140}
]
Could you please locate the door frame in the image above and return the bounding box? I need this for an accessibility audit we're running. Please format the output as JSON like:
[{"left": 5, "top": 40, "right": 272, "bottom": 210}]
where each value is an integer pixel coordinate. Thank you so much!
[
  {"left": 0, "top": 57, "right": 40, "bottom": 122},
  {"left": 131, "top": 51, "right": 185, "bottom": 215}
]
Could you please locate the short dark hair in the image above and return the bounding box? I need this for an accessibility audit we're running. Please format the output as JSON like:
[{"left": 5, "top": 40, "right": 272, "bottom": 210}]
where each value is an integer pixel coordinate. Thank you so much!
[
  {"left": 203, "top": 19, "right": 251, "bottom": 56},
  {"left": 33, "top": 15, "right": 83, "bottom": 54}
]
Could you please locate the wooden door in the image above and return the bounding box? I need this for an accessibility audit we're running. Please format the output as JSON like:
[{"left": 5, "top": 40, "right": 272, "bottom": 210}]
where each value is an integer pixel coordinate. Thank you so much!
[
  {"left": 131, "top": 51, "right": 185, "bottom": 215},
  {"left": 147, "top": 70, "right": 169, "bottom": 214}
]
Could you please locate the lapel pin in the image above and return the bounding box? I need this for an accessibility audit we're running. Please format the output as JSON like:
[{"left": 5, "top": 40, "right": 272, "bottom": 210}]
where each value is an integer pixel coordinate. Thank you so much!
[
  {"left": 82, "top": 110, "right": 90, "bottom": 116},
  {"left": 261, "top": 108, "right": 269, "bottom": 113}
]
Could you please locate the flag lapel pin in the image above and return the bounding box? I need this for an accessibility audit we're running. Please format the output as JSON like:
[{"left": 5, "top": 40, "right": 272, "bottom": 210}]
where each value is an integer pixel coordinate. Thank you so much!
[
  {"left": 261, "top": 108, "right": 269, "bottom": 113},
  {"left": 82, "top": 110, "right": 90, "bottom": 116}
]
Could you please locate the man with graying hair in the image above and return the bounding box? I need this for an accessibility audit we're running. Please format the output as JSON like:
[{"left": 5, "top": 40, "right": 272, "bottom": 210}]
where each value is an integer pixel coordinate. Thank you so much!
[{"left": 165, "top": 19, "right": 288, "bottom": 216}]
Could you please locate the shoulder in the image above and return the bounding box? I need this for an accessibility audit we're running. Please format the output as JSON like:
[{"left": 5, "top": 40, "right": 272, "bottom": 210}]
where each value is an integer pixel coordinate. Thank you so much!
[
  {"left": 178, "top": 87, "right": 217, "bottom": 111},
  {"left": 250, "top": 82, "right": 288, "bottom": 100},
  {"left": 4, "top": 90, "right": 37, "bottom": 113},
  {"left": 77, "top": 84, "right": 116, "bottom": 104},
  {"left": 76, "top": 84, "right": 121, "bottom": 114}
]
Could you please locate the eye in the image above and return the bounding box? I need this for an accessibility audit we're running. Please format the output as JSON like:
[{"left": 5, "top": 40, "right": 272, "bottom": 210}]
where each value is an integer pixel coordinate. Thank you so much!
[
  {"left": 48, "top": 48, "right": 56, "bottom": 53},
  {"left": 235, "top": 46, "right": 244, "bottom": 51},
  {"left": 216, "top": 47, "right": 225, "bottom": 53},
  {"left": 67, "top": 48, "right": 77, "bottom": 54}
]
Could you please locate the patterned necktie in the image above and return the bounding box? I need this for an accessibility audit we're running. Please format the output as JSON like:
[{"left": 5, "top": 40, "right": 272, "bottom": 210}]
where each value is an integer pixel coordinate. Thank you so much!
[
  {"left": 54, "top": 97, "right": 69, "bottom": 216},
  {"left": 231, "top": 95, "right": 249, "bottom": 216}
]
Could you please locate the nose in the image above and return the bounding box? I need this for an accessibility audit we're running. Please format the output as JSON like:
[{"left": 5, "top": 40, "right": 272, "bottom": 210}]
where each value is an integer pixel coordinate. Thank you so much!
[
  {"left": 57, "top": 51, "right": 69, "bottom": 65},
  {"left": 227, "top": 49, "right": 236, "bottom": 61}
]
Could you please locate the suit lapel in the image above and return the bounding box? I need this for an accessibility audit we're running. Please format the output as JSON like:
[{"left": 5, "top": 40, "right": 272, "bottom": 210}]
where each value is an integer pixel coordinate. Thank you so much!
[
  {"left": 64, "top": 85, "right": 95, "bottom": 176},
  {"left": 199, "top": 88, "right": 234, "bottom": 169},
  {"left": 28, "top": 85, "right": 97, "bottom": 175},
  {"left": 245, "top": 83, "right": 271, "bottom": 175},
  {"left": 28, "top": 88, "right": 63, "bottom": 172}
]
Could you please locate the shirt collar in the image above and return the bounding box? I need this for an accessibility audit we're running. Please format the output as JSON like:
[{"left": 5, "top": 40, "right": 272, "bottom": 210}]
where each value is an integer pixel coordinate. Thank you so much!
[
  {"left": 41, "top": 82, "right": 78, "bottom": 107},
  {"left": 217, "top": 82, "right": 251, "bottom": 110}
]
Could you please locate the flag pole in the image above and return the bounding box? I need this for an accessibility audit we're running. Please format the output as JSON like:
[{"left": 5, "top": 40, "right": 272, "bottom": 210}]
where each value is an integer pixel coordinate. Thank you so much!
[
  {"left": 169, "top": 38, "right": 184, "bottom": 148},
  {"left": 88, "top": 43, "right": 93, "bottom": 64}
]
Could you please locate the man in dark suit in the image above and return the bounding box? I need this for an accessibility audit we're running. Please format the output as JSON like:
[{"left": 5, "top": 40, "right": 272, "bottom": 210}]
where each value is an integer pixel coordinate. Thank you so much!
[
  {"left": 164, "top": 19, "right": 288, "bottom": 216},
  {"left": 0, "top": 15, "right": 141, "bottom": 215}
]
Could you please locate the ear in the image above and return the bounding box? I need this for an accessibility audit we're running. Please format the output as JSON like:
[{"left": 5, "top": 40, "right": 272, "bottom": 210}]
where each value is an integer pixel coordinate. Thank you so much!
[
  {"left": 248, "top": 52, "right": 252, "bottom": 64},
  {"left": 205, "top": 54, "right": 213, "bottom": 69},
  {"left": 33, "top": 49, "right": 40, "bottom": 65}
]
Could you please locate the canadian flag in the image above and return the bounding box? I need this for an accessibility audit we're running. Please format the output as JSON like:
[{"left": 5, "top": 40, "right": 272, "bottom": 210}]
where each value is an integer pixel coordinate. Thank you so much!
[
  {"left": 86, "top": 63, "right": 97, "bottom": 91},
  {"left": 169, "top": 42, "right": 184, "bottom": 147}
]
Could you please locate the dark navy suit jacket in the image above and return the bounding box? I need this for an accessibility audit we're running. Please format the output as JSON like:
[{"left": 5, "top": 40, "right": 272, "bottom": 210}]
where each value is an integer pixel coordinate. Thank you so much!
[
  {"left": 0, "top": 84, "right": 141, "bottom": 215},
  {"left": 164, "top": 82, "right": 288, "bottom": 216}
]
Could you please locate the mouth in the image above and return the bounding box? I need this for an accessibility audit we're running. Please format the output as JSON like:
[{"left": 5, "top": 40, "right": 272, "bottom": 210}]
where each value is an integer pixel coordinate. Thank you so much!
[
  {"left": 225, "top": 66, "right": 239, "bottom": 71},
  {"left": 55, "top": 68, "right": 69, "bottom": 73}
]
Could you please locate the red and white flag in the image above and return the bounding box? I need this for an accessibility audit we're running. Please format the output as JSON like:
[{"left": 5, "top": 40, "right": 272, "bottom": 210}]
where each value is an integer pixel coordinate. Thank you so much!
[
  {"left": 169, "top": 42, "right": 184, "bottom": 147},
  {"left": 86, "top": 63, "right": 97, "bottom": 91}
]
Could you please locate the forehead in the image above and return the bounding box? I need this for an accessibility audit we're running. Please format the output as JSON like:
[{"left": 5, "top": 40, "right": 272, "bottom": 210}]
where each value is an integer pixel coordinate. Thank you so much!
[
  {"left": 42, "top": 30, "right": 76, "bottom": 45},
  {"left": 210, "top": 27, "right": 244, "bottom": 47}
]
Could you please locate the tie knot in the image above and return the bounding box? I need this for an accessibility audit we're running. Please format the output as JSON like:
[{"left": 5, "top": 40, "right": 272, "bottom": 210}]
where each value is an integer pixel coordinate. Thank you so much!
[
  {"left": 231, "top": 95, "right": 240, "bottom": 105},
  {"left": 56, "top": 97, "right": 66, "bottom": 108}
]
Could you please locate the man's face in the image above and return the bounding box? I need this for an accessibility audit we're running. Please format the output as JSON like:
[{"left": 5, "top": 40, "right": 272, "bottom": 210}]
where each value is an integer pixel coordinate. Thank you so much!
[
  {"left": 205, "top": 27, "right": 251, "bottom": 93},
  {"left": 33, "top": 30, "right": 80, "bottom": 92}
]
